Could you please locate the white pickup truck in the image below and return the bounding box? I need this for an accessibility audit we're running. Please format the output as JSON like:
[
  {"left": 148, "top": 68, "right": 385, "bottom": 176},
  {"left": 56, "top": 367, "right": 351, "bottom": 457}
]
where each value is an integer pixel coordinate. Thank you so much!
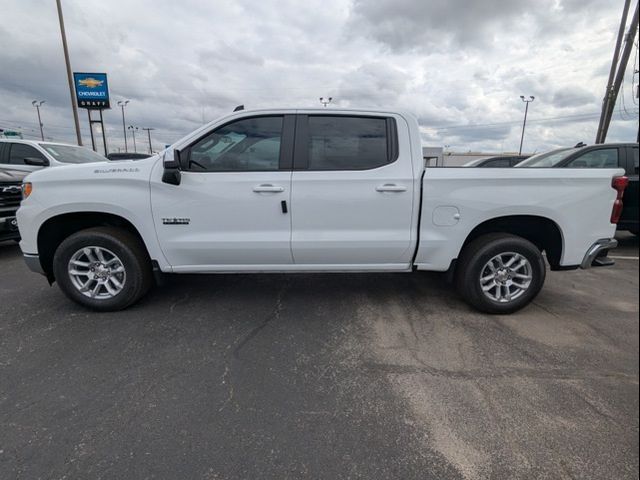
[{"left": 17, "top": 108, "right": 629, "bottom": 313}]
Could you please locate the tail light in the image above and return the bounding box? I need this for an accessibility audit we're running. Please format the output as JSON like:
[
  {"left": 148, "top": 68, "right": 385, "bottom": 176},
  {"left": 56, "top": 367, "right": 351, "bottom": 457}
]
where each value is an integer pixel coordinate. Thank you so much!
[{"left": 610, "top": 176, "right": 629, "bottom": 224}]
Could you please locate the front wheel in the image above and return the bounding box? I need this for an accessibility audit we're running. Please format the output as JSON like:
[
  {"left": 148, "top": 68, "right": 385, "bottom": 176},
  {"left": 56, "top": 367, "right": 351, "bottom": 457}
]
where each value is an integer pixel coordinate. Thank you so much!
[
  {"left": 455, "top": 233, "right": 546, "bottom": 314},
  {"left": 52, "top": 227, "right": 152, "bottom": 311}
]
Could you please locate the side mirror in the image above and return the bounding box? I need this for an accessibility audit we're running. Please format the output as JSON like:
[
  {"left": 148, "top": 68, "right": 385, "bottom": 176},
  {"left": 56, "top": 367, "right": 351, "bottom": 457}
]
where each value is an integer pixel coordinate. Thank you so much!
[
  {"left": 24, "top": 157, "right": 49, "bottom": 167},
  {"left": 162, "top": 149, "right": 182, "bottom": 185}
]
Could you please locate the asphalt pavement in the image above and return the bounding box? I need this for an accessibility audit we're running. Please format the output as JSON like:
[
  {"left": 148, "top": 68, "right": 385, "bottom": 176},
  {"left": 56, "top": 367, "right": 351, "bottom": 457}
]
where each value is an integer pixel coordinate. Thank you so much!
[{"left": 0, "top": 234, "right": 638, "bottom": 479}]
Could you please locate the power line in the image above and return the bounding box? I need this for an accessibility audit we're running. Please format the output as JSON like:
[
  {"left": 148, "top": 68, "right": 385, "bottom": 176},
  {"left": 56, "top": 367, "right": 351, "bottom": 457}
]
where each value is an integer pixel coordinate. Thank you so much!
[{"left": 430, "top": 110, "right": 638, "bottom": 132}]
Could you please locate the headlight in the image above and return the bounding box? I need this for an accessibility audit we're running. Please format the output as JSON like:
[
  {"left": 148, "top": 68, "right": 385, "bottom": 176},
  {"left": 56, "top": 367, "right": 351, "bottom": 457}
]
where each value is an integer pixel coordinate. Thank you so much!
[{"left": 22, "top": 182, "right": 32, "bottom": 199}]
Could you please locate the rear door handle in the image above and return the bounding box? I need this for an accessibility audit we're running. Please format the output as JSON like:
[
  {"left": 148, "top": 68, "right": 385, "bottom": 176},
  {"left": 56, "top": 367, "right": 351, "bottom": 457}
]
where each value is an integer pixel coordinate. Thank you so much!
[
  {"left": 376, "top": 184, "right": 407, "bottom": 192},
  {"left": 253, "top": 184, "right": 284, "bottom": 193}
]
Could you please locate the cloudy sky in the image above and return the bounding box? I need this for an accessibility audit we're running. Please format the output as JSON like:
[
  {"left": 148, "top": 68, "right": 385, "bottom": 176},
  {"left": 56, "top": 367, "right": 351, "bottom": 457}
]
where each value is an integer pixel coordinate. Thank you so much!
[{"left": 0, "top": 0, "right": 638, "bottom": 153}]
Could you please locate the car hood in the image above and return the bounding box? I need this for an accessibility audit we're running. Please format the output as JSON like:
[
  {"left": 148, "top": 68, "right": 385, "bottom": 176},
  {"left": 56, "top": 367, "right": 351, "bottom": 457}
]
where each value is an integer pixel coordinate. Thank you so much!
[
  {"left": 0, "top": 168, "right": 30, "bottom": 183},
  {"left": 24, "top": 154, "right": 162, "bottom": 184}
]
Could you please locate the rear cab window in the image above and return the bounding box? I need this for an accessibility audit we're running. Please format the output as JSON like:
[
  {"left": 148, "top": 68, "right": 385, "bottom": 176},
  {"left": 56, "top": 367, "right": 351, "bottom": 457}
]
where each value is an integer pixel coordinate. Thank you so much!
[{"left": 295, "top": 115, "right": 398, "bottom": 171}]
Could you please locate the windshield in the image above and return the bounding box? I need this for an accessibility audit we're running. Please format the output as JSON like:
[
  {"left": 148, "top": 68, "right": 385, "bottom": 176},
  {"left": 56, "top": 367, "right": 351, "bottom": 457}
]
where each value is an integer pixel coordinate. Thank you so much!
[
  {"left": 40, "top": 144, "right": 107, "bottom": 164},
  {"left": 515, "top": 148, "right": 575, "bottom": 168}
]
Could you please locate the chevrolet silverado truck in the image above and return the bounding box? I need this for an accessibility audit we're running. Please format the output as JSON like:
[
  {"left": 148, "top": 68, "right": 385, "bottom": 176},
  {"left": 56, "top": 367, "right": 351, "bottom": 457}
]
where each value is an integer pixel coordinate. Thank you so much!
[{"left": 17, "top": 108, "right": 629, "bottom": 313}]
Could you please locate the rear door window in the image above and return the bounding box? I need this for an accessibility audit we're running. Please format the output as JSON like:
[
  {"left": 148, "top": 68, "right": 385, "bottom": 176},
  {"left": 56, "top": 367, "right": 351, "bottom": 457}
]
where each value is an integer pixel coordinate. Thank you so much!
[
  {"left": 565, "top": 148, "right": 619, "bottom": 168},
  {"left": 305, "top": 116, "right": 392, "bottom": 170}
]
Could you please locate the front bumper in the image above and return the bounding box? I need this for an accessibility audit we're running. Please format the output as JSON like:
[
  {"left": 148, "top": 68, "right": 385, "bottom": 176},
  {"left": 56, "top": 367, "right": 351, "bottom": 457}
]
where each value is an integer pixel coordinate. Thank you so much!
[
  {"left": 23, "top": 253, "right": 45, "bottom": 275},
  {"left": 0, "top": 216, "right": 20, "bottom": 241},
  {"left": 581, "top": 238, "right": 618, "bottom": 269}
]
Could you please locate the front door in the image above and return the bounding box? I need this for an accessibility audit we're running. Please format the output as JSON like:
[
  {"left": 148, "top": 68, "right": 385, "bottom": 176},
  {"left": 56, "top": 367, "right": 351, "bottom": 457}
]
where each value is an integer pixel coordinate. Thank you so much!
[
  {"left": 290, "top": 114, "right": 415, "bottom": 267},
  {"left": 151, "top": 115, "right": 294, "bottom": 270}
]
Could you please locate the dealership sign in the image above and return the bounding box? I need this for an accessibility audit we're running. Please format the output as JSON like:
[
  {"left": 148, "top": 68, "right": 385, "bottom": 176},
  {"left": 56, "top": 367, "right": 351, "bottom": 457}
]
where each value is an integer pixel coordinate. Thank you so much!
[{"left": 73, "top": 72, "right": 110, "bottom": 109}]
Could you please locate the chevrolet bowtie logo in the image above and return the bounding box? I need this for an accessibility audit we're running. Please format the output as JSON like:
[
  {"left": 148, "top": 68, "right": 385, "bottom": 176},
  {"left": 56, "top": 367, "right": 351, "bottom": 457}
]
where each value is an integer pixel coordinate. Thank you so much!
[
  {"left": 78, "top": 77, "right": 104, "bottom": 88},
  {"left": 2, "top": 186, "right": 22, "bottom": 194}
]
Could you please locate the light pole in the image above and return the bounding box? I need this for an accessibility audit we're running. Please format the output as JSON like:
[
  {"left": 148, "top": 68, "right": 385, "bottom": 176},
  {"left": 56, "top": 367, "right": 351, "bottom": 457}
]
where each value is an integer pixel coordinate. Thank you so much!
[
  {"left": 55, "top": 0, "right": 82, "bottom": 146},
  {"left": 117, "top": 100, "right": 130, "bottom": 152},
  {"left": 142, "top": 127, "right": 155, "bottom": 154},
  {"left": 319, "top": 97, "right": 332, "bottom": 107},
  {"left": 127, "top": 125, "right": 138, "bottom": 152},
  {"left": 518, "top": 95, "right": 535, "bottom": 155},
  {"left": 31, "top": 100, "right": 45, "bottom": 140}
]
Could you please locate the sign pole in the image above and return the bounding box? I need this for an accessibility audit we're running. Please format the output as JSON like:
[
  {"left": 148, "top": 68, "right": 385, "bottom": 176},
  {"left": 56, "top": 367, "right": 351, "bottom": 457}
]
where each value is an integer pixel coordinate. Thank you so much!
[
  {"left": 88, "top": 110, "right": 97, "bottom": 152},
  {"left": 56, "top": 0, "right": 82, "bottom": 146},
  {"left": 99, "top": 109, "right": 108, "bottom": 156}
]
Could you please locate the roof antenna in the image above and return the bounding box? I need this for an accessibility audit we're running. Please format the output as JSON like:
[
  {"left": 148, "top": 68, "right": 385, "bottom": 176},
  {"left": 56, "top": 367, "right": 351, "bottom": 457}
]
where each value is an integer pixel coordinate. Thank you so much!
[
  {"left": 233, "top": 105, "right": 244, "bottom": 112},
  {"left": 574, "top": 142, "right": 586, "bottom": 148}
]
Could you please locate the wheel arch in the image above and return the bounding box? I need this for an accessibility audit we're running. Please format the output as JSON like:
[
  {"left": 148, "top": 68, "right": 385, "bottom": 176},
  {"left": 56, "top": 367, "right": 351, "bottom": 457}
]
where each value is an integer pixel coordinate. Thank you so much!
[
  {"left": 461, "top": 215, "right": 565, "bottom": 270},
  {"left": 37, "top": 212, "right": 151, "bottom": 280}
]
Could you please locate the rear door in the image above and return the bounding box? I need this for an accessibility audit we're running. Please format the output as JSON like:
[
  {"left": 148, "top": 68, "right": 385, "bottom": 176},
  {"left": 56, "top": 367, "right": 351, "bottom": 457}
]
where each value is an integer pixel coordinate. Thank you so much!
[{"left": 290, "top": 114, "right": 415, "bottom": 267}]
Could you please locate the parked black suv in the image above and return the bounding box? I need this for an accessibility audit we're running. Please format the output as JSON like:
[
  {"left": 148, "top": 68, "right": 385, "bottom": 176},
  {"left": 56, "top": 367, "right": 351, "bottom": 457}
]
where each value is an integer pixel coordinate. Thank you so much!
[
  {"left": 0, "top": 167, "right": 28, "bottom": 242},
  {"left": 517, "top": 143, "right": 639, "bottom": 235}
]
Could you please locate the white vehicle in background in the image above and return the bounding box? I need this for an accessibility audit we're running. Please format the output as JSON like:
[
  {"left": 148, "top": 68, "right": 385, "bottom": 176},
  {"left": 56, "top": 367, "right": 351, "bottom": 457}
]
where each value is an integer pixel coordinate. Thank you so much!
[
  {"left": 17, "top": 108, "right": 629, "bottom": 314},
  {"left": 0, "top": 139, "right": 107, "bottom": 172}
]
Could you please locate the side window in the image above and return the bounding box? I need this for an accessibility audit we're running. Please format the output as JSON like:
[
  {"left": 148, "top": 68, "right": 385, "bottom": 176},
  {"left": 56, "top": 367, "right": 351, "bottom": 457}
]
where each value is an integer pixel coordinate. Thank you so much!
[
  {"left": 307, "top": 116, "right": 390, "bottom": 170},
  {"left": 187, "top": 116, "right": 283, "bottom": 172},
  {"left": 483, "top": 158, "right": 511, "bottom": 167},
  {"left": 632, "top": 147, "right": 638, "bottom": 175},
  {"left": 566, "top": 148, "right": 619, "bottom": 168},
  {"left": 9, "top": 143, "right": 47, "bottom": 165}
]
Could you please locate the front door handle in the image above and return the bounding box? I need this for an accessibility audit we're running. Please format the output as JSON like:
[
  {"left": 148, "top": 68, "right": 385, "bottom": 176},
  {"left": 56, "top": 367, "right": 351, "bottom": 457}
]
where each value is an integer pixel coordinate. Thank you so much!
[
  {"left": 376, "top": 184, "right": 407, "bottom": 192},
  {"left": 253, "top": 184, "right": 285, "bottom": 193}
]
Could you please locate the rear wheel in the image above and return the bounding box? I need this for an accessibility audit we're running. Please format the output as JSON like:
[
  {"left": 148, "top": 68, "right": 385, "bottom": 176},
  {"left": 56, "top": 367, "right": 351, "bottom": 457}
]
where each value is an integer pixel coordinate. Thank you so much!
[
  {"left": 53, "top": 227, "right": 152, "bottom": 311},
  {"left": 455, "top": 233, "right": 546, "bottom": 314}
]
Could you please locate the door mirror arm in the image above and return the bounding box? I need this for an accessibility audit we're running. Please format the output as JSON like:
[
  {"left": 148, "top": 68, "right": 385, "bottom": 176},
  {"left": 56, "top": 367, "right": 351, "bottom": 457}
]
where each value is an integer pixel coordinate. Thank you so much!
[{"left": 162, "top": 149, "right": 182, "bottom": 185}]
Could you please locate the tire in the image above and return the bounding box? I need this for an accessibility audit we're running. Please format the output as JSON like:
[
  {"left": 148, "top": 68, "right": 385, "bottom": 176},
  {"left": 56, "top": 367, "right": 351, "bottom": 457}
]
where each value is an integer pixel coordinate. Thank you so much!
[
  {"left": 52, "top": 227, "right": 153, "bottom": 311},
  {"left": 455, "top": 233, "right": 546, "bottom": 314}
]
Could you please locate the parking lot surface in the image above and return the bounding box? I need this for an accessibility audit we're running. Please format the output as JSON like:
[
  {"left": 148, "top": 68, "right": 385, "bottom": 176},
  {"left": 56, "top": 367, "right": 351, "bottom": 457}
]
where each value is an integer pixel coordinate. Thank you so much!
[{"left": 1, "top": 234, "right": 638, "bottom": 479}]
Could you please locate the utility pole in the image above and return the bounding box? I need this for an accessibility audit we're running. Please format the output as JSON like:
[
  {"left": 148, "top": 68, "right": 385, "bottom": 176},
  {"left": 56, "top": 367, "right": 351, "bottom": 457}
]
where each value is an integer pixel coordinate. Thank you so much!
[
  {"left": 596, "top": 0, "right": 639, "bottom": 143},
  {"left": 32, "top": 100, "right": 45, "bottom": 140},
  {"left": 128, "top": 125, "right": 138, "bottom": 152},
  {"left": 142, "top": 127, "right": 155, "bottom": 154},
  {"left": 117, "top": 100, "right": 129, "bottom": 152},
  {"left": 55, "top": 0, "right": 82, "bottom": 146},
  {"left": 518, "top": 96, "right": 535, "bottom": 155},
  {"left": 319, "top": 97, "right": 332, "bottom": 107}
]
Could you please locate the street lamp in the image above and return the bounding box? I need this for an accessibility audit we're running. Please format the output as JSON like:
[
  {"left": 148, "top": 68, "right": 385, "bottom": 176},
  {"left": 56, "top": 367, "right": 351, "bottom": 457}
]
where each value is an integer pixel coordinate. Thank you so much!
[
  {"left": 142, "top": 127, "right": 155, "bottom": 154},
  {"left": 117, "top": 100, "right": 130, "bottom": 152},
  {"left": 127, "top": 125, "right": 139, "bottom": 153},
  {"left": 31, "top": 100, "right": 45, "bottom": 140},
  {"left": 518, "top": 95, "right": 535, "bottom": 155},
  {"left": 319, "top": 97, "right": 332, "bottom": 107}
]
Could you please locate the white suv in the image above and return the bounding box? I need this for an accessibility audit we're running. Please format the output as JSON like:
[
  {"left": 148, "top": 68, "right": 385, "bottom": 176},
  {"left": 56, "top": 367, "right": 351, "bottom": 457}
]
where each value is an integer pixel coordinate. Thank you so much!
[{"left": 0, "top": 139, "right": 107, "bottom": 172}]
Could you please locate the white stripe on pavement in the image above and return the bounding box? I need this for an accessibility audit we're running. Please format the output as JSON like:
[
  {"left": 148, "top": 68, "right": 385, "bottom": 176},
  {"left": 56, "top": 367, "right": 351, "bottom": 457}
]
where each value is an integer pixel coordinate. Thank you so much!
[{"left": 610, "top": 255, "right": 639, "bottom": 260}]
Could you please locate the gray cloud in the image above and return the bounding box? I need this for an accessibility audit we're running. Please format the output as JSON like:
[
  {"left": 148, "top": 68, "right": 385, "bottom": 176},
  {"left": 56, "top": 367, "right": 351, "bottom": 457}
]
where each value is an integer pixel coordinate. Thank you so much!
[
  {"left": 0, "top": 0, "right": 636, "bottom": 154},
  {"left": 552, "top": 86, "right": 597, "bottom": 108}
]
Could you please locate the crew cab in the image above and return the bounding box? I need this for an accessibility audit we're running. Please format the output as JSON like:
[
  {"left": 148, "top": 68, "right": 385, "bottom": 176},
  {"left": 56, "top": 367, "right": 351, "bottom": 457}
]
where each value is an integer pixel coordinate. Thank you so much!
[{"left": 16, "top": 108, "right": 629, "bottom": 313}]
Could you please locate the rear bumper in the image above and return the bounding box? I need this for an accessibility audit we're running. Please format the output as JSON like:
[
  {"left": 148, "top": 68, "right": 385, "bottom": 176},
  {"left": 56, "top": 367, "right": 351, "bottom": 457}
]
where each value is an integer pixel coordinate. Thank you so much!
[
  {"left": 580, "top": 238, "right": 618, "bottom": 269},
  {"left": 23, "top": 253, "right": 45, "bottom": 275}
]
